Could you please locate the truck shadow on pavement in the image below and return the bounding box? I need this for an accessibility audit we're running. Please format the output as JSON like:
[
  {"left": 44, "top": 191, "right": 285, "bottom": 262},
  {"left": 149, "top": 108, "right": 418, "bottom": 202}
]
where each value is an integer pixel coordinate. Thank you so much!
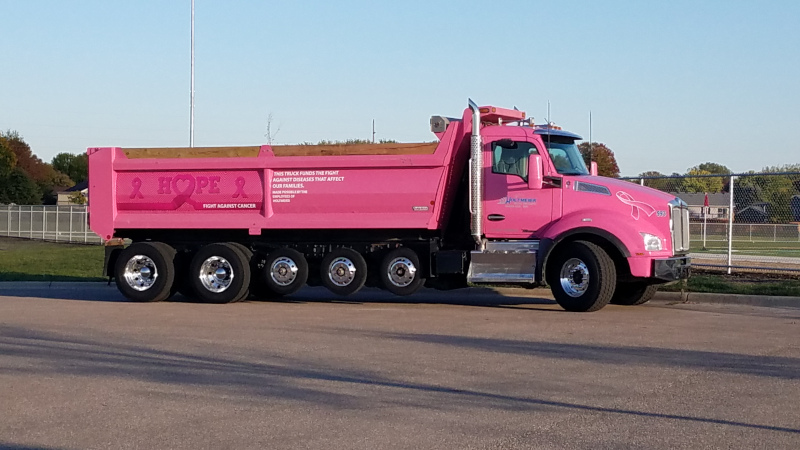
[
  {"left": 0, "top": 284, "right": 559, "bottom": 309},
  {"left": 0, "top": 324, "right": 798, "bottom": 436},
  {"left": 343, "top": 329, "right": 800, "bottom": 381},
  {"left": 258, "top": 286, "right": 559, "bottom": 310}
]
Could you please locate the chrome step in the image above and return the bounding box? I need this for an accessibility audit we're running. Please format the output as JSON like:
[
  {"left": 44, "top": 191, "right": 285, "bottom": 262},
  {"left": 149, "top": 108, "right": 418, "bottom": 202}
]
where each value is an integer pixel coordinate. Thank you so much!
[{"left": 467, "top": 241, "right": 538, "bottom": 284}]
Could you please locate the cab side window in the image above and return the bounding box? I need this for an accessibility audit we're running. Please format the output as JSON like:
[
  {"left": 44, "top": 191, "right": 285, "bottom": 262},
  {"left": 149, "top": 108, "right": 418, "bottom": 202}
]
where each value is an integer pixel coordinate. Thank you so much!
[{"left": 492, "top": 141, "right": 537, "bottom": 180}]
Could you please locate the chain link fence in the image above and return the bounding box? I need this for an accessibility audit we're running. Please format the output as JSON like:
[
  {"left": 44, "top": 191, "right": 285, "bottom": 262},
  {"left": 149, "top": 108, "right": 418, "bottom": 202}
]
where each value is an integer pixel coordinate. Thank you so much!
[
  {"left": 0, "top": 205, "right": 102, "bottom": 244},
  {"left": 623, "top": 172, "right": 800, "bottom": 274}
]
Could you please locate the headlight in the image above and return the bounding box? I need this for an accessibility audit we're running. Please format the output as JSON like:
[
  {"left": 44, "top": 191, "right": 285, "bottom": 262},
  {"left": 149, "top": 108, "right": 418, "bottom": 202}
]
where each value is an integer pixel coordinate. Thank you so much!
[{"left": 641, "top": 233, "right": 662, "bottom": 251}]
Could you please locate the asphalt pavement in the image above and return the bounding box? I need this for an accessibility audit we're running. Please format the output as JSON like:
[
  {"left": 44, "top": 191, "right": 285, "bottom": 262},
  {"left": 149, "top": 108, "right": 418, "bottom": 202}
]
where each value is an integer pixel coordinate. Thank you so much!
[{"left": 1, "top": 283, "right": 799, "bottom": 449}]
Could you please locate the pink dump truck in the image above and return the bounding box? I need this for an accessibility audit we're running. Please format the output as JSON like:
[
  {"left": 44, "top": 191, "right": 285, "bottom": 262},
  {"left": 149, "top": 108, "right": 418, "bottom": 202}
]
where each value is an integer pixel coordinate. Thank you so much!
[{"left": 88, "top": 100, "right": 690, "bottom": 311}]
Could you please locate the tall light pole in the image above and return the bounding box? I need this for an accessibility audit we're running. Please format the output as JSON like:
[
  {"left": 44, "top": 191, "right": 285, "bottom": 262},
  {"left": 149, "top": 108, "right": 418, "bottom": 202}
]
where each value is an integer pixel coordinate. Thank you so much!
[{"left": 190, "top": 0, "right": 195, "bottom": 147}]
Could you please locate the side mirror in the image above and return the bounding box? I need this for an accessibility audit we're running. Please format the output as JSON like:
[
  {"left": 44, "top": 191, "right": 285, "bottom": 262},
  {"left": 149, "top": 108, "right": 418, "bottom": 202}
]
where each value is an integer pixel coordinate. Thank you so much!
[
  {"left": 590, "top": 161, "right": 598, "bottom": 176},
  {"left": 528, "top": 154, "right": 543, "bottom": 190}
]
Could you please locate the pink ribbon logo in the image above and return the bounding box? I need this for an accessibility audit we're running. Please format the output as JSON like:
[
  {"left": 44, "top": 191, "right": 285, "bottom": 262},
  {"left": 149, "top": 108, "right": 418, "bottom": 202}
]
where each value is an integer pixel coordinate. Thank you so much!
[
  {"left": 616, "top": 191, "right": 656, "bottom": 220},
  {"left": 233, "top": 177, "right": 247, "bottom": 198},
  {"left": 130, "top": 178, "right": 144, "bottom": 199}
]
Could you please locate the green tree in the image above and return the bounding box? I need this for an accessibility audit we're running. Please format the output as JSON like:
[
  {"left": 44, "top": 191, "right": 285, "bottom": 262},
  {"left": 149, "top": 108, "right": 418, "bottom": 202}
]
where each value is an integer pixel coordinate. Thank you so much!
[
  {"left": 681, "top": 162, "right": 732, "bottom": 193},
  {"left": 68, "top": 191, "right": 87, "bottom": 205},
  {"left": 52, "top": 152, "right": 88, "bottom": 183},
  {"left": 681, "top": 168, "right": 725, "bottom": 193},
  {"left": 578, "top": 142, "right": 620, "bottom": 177},
  {"left": 693, "top": 162, "right": 731, "bottom": 175},
  {"left": 733, "top": 171, "right": 762, "bottom": 211},
  {"left": 0, "top": 168, "right": 41, "bottom": 204},
  {"left": 741, "top": 164, "right": 800, "bottom": 223},
  {"left": 0, "top": 139, "right": 17, "bottom": 177},
  {"left": 637, "top": 170, "right": 676, "bottom": 192}
]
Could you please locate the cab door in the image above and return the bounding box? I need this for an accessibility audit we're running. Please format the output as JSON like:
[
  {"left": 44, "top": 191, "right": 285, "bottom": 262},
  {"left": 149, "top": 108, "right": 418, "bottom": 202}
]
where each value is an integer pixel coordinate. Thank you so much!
[{"left": 483, "top": 139, "right": 553, "bottom": 239}]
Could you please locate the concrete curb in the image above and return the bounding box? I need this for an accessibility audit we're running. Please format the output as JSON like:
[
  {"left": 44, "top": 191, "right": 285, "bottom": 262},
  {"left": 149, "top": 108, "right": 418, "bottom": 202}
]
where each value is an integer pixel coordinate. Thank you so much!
[{"left": 652, "top": 291, "right": 800, "bottom": 309}]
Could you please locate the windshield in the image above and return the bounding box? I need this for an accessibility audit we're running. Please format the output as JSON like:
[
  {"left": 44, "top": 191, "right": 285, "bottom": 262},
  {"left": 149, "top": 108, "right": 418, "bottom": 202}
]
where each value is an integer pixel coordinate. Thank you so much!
[{"left": 541, "top": 137, "right": 589, "bottom": 175}]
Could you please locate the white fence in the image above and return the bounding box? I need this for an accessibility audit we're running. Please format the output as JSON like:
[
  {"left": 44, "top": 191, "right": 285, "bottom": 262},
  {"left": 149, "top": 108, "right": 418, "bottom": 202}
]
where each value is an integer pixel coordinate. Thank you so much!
[{"left": 0, "top": 205, "right": 102, "bottom": 244}]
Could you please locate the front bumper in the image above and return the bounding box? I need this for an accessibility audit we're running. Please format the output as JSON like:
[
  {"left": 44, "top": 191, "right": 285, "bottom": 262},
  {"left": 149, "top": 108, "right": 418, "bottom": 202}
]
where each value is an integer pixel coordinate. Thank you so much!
[{"left": 653, "top": 256, "right": 691, "bottom": 281}]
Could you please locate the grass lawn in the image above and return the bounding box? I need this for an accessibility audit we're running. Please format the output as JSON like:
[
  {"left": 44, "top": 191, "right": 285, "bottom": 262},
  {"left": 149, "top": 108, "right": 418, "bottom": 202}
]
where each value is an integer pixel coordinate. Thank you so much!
[
  {"left": 690, "top": 238, "right": 800, "bottom": 257},
  {"left": 0, "top": 237, "right": 105, "bottom": 281}
]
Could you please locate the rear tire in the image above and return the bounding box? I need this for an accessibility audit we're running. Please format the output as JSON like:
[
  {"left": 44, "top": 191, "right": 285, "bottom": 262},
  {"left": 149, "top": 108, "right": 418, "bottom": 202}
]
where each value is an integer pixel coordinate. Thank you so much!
[
  {"left": 226, "top": 242, "right": 253, "bottom": 302},
  {"left": 262, "top": 248, "right": 309, "bottom": 296},
  {"left": 320, "top": 248, "right": 367, "bottom": 296},
  {"left": 379, "top": 248, "right": 425, "bottom": 296},
  {"left": 189, "top": 243, "right": 250, "bottom": 304},
  {"left": 115, "top": 242, "right": 176, "bottom": 303},
  {"left": 611, "top": 282, "right": 658, "bottom": 306},
  {"left": 546, "top": 240, "right": 616, "bottom": 312}
]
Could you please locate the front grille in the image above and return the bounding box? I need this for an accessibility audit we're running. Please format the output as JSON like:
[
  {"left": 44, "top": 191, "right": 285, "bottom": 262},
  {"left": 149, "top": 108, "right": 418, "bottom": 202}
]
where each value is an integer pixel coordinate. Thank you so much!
[{"left": 670, "top": 201, "right": 690, "bottom": 253}]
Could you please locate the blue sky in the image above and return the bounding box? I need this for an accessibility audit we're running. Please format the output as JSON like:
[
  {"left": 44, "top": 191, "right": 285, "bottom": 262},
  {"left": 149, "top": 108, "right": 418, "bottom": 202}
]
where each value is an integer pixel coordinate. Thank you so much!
[{"left": 2, "top": 0, "right": 798, "bottom": 176}]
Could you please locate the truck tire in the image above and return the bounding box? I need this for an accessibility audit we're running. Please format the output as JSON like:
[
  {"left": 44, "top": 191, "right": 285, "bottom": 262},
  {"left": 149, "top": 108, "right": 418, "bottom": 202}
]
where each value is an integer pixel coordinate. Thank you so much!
[
  {"left": 546, "top": 240, "right": 616, "bottom": 312},
  {"left": 320, "top": 248, "right": 367, "bottom": 296},
  {"left": 227, "top": 242, "right": 254, "bottom": 302},
  {"left": 189, "top": 243, "right": 251, "bottom": 304},
  {"left": 115, "top": 242, "right": 176, "bottom": 303},
  {"left": 263, "top": 248, "right": 309, "bottom": 296},
  {"left": 610, "top": 282, "right": 658, "bottom": 306},
  {"left": 380, "top": 248, "right": 425, "bottom": 296}
]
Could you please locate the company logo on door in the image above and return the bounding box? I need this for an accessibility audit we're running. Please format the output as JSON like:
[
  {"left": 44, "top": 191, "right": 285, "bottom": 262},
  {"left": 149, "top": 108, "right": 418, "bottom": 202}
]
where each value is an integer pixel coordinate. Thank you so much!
[
  {"left": 117, "top": 171, "right": 263, "bottom": 211},
  {"left": 498, "top": 196, "right": 536, "bottom": 208}
]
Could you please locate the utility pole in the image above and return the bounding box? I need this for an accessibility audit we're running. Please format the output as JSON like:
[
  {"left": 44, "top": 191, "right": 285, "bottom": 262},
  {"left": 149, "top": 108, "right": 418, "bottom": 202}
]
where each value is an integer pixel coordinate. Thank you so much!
[
  {"left": 189, "top": 0, "right": 195, "bottom": 147},
  {"left": 372, "top": 119, "right": 375, "bottom": 143}
]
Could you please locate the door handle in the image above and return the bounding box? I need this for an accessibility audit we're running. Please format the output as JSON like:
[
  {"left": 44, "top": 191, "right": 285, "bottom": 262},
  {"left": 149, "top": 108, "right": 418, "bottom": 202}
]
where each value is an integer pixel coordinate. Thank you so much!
[{"left": 488, "top": 214, "right": 505, "bottom": 221}]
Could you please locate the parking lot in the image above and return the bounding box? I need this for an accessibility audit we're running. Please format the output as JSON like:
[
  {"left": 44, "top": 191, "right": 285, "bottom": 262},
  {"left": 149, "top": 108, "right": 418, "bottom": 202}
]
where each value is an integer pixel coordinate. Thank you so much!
[{"left": 1, "top": 284, "right": 798, "bottom": 449}]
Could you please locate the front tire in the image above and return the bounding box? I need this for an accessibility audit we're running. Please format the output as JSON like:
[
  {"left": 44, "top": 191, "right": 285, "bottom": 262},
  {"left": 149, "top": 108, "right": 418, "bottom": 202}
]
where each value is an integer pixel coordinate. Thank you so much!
[
  {"left": 379, "top": 248, "right": 425, "bottom": 296},
  {"left": 115, "top": 242, "right": 176, "bottom": 303},
  {"left": 611, "top": 282, "right": 658, "bottom": 306},
  {"left": 189, "top": 243, "right": 251, "bottom": 304},
  {"left": 320, "top": 248, "right": 367, "bottom": 296},
  {"left": 546, "top": 240, "right": 616, "bottom": 312}
]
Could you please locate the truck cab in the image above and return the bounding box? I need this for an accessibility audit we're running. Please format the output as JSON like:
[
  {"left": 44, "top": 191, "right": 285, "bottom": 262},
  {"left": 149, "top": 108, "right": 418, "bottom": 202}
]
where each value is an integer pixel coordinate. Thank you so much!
[{"left": 451, "top": 103, "right": 690, "bottom": 311}]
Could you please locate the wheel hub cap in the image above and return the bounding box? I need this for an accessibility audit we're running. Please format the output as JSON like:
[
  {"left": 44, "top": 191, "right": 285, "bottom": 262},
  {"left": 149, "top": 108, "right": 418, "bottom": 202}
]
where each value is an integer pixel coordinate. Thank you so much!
[
  {"left": 200, "top": 256, "right": 234, "bottom": 293},
  {"left": 270, "top": 257, "right": 298, "bottom": 286},
  {"left": 559, "top": 258, "right": 589, "bottom": 297},
  {"left": 328, "top": 257, "right": 356, "bottom": 287},
  {"left": 387, "top": 257, "right": 416, "bottom": 288},
  {"left": 123, "top": 255, "right": 158, "bottom": 292}
]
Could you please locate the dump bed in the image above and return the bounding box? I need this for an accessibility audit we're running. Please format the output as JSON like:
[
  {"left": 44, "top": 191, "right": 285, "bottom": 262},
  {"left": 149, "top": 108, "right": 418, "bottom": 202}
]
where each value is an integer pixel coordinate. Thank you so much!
[{"left": 88, "top": 126, "right": 468, "bottom": 241}]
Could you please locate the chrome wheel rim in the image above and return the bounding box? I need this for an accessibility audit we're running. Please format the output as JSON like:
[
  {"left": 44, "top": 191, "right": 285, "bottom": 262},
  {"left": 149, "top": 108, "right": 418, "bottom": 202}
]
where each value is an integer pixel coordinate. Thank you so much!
[
  {"left": 387, "top": 257, "right": 416, "bottom": 288},
  {"left": 328, "top": 257, "right": 356, "bottom": 287},
  {"left": 123, "top": 255, "right": 158, "bottom": 291},
  {"left": 199, "top": 256, "right": 234, "bottom": 293},
  {"left": 270, "top": 257, "right": 298, "bottom": 286},
  {"left": 559, "top": 258, "right": 589, "bottom": 297}
]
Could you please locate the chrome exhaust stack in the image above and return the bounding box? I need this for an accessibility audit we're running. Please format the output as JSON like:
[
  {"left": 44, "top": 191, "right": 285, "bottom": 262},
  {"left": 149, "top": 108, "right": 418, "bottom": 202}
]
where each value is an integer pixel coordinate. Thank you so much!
[{"left": 467, "top": 99, "right": 484, "bottom": 249}]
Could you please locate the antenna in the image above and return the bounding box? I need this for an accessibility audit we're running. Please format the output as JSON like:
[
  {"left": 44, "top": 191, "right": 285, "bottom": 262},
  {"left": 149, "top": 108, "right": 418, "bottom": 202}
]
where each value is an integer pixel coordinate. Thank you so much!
[
  {"left": 546, "top": 100, "right": 551, "bottom": 148},
  {"left": 547, "top": 100, "right": 550, "bottom": 125},
  {"left": 372, "top": 119, "right": 375, "bottom": 143},
  {"left": 589, "top": 110, "right": 593, "bottom": 161}
]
